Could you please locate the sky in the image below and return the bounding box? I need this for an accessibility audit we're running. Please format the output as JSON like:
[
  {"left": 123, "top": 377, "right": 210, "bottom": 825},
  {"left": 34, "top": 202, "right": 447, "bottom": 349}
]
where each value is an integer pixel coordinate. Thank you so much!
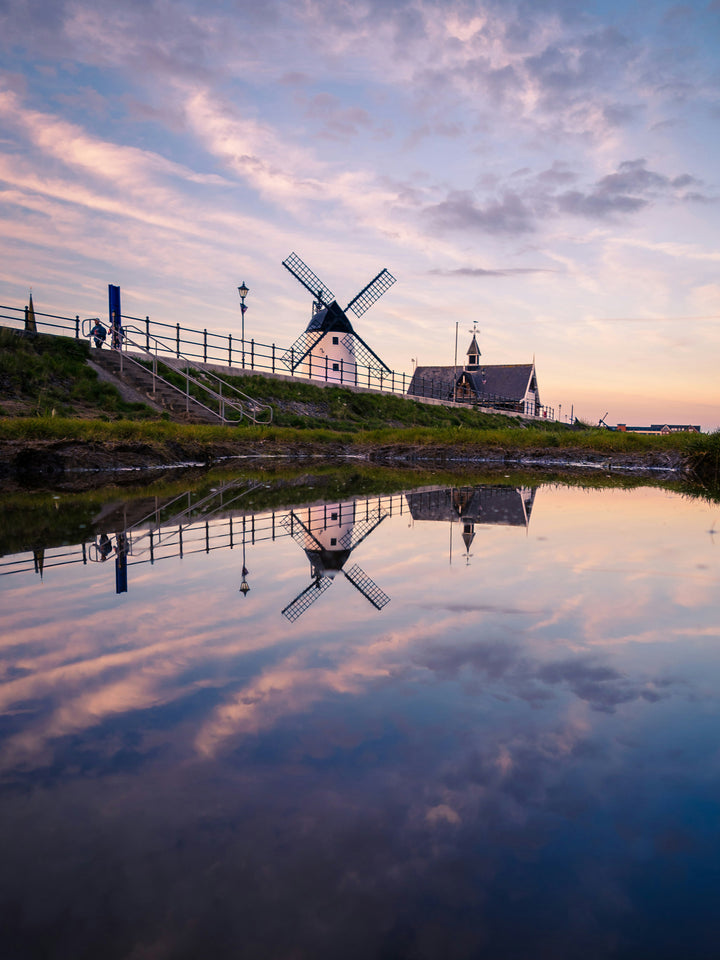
[{"left": 1, "top": 0, "right": 719, "bottom": 429}]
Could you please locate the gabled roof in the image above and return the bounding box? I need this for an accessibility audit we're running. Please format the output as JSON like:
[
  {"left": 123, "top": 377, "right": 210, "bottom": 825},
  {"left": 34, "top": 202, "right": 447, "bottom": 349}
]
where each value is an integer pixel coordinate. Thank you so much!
[
  {"left": 407, "top": 366, "right": 456, "bottom": 399},
  {"left": 408, "top": 363, "right": 538, "bottom": 403},
  {"left": 461, "top": 364, "right": 538, "bottom": 403}
]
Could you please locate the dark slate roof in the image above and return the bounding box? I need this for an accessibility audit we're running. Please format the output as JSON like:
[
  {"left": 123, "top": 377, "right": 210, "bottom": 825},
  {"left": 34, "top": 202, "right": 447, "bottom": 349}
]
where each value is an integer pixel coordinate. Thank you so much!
[
  {"left": 307, "top": 301, "right": 355, "bottom": 334},
  {"left": 406, "top": 486, "right": 536, "bottom": 527},
  {"left": 461, "top": 364, "right": 537, "bottom": 403},
  {"left": 407, "top": 366, "right": 456, "bottom": 400},
  {"left": 407, "top": 363, "right": 537, "bottom": 403}
]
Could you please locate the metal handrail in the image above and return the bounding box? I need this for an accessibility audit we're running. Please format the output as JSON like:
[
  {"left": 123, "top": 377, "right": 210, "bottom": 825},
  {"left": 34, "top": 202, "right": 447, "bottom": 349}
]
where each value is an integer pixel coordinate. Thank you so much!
[{"left": 120, "top": 325, "right": 273, "bottom": 425}]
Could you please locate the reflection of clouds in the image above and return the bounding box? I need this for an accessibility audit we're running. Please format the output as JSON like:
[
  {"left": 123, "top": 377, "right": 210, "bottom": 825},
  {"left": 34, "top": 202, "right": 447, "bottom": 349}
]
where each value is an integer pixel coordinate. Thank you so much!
[
  {"left": 196, "top": 611, "right": 682, "bottom": 760},
  {"left": 1, "top": 485, "right": 716, "bottom": 777},
  {"left": 1, "top": 488, "right": 720, "bottom": 955}
]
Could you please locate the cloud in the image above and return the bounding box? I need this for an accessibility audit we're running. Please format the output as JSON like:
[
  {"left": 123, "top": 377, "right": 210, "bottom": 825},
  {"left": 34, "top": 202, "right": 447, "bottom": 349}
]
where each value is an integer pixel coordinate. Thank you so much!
[
  {"left": 423, "top": 158, "right": 711, "bottom": 237},
  {"left": 430, "top": 266, "right": 559, "bottom": 278},
  {"left": 424, "top": 190, "right": 536, "bottom": 235}
]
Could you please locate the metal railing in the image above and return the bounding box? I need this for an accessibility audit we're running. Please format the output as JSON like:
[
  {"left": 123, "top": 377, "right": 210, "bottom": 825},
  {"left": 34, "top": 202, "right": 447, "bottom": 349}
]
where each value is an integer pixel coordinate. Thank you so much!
[
  {"left": 0, "top": 301, "right": 555, "bottom": 419},
  {"left": 115, "top": 324, "right": 272, "bottom": 425}
]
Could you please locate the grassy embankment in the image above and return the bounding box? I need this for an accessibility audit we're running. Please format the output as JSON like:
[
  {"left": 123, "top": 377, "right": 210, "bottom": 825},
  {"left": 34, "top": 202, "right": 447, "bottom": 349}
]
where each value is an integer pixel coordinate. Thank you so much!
[{"left": 1, "top": 328, "right": 719, "bottom": 476}]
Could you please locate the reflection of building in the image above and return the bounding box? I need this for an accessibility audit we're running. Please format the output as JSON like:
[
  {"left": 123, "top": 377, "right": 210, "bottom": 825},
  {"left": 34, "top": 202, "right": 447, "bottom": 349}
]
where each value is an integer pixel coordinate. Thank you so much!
[
  {"left": 281, "top": 502, "right": 390, "bottom": 622},
  {"left": 406, "top": 486, "right": 536, "bottom": 561}
]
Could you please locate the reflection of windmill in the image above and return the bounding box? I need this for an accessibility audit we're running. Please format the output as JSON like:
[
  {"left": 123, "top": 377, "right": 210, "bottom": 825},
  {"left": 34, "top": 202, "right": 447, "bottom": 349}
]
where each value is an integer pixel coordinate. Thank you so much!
[
  {"left": 281, "top": 503, "right": 390, "bottom": 622},
  {"left": 281, "top": 252, "right": 395, "bottom": 382}
]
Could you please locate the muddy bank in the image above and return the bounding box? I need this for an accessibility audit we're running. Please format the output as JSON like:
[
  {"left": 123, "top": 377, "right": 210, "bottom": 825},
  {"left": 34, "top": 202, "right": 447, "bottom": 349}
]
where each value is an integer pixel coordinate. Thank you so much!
[{"left": 0, "top": 437, "right": 694, "bottom": 491}]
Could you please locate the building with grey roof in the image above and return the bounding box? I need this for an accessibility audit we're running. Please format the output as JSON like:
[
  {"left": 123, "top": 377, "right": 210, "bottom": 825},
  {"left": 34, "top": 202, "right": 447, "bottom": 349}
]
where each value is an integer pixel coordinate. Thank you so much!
[{"left": 407, "top": 334, "right": 542, "bottom": 415}]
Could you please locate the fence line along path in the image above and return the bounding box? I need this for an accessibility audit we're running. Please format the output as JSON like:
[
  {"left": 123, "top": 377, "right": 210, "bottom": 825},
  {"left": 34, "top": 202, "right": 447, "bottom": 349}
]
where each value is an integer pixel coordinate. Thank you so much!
[{"left": 0, "top": 300, "right": 555, "bottom": 420}]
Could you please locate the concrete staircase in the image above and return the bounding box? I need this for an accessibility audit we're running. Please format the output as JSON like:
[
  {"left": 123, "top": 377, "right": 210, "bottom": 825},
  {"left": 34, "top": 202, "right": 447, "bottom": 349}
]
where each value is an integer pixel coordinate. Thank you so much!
[{"left": 88, "top": 348, "right": 226, "bottom": 424}]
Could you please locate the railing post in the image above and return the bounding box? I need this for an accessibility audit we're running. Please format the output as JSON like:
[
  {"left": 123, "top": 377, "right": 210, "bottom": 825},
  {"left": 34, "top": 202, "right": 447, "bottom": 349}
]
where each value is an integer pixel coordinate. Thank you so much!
[
  {"left": 75, "top": 315, "right": 79, "bottom": 339},
  {"left": 367, "top": 365, "right": 371, "bottom": 389},
  {"left": 203, "top": 329, "right": 207, "bottom": 363},
  {"left": 176, "top": 323, "right": 180, "bottom": 358},
  {"left": 272, "top": 343, "right": 275, "bottom": 374},
  {"left": 325, "top": 356, "right": 328, "bottom": 381},
  {"left": 340, "top": 358, "right": 343, "bottom": 384},
  {"left": 402, "top": 372, "right": 405, "bottom": 393},
  {"left": 228, "top": 333, "right": 232, "bottom": 367},
  {"left": 251, "top": 339, "right": 255, "bottom": 370},
  {"left": 290, "top": 347, "right": 294, "bottom": 376},
  {"left": 391, "top": 370, "right": 395, "bottom": 393}
]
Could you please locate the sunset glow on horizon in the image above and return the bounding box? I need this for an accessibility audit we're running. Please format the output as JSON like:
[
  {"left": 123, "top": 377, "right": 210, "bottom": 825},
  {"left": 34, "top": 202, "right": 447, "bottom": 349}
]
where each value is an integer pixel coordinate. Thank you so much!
[{"left": 1, "top": 0, "right": 719, "bottom": 428}]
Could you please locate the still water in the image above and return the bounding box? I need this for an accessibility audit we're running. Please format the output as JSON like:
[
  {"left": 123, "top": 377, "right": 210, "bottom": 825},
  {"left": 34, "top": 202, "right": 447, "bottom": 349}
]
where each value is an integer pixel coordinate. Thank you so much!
[{"left": 1, "top": 474, "right": 719, "bottom": 959}]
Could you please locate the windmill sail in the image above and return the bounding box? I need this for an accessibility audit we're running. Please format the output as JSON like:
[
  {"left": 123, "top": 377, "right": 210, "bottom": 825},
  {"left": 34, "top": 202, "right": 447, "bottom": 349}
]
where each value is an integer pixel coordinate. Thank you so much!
[
  {"left": 338, "top": 508, "right": 388, "bottom": 550},
  {"left": 343, "top": 564, "right": 390, "bottom": 610},
  {"left": 282, "top": 252, "right": 334, "bottom": 306},
  {"left": 280, "top": 329, "right": 325, "bottom": 372},
  {"left": 341, "top": 333, "right": 391, "bottom": 374},
  {"left": 282, "top": 576, "right": 333, "bottom": 622},
  {"left": 345, "top": 268, "right": 396, "bottom": 318}
]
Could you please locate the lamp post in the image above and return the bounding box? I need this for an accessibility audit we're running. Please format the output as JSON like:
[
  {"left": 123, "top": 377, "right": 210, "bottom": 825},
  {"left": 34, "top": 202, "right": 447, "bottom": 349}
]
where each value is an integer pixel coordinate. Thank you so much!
[
  {"left": 453, "top": 320, "right": 459, "bottom": 403},
  {"left": 238, "top": 282, "right": 249, "bottom": 368}
]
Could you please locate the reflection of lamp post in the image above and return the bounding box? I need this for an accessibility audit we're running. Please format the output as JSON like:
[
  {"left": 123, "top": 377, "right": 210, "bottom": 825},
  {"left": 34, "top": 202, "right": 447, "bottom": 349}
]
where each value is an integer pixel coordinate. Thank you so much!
[
  {"left": 238, "top": 282, "right": 249, "bottom": 367},
  {"left": 239, "top": 529, "right": 250, "bottom": 597}
]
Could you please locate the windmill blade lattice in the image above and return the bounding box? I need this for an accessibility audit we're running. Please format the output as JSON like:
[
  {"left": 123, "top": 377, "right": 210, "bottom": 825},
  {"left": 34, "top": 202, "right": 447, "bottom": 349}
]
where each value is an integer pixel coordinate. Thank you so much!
[
  {"left": 345, "top": 269, "right": 396, "bottom": 318},
  {"left": 282, "top": 252, "right": 335, "bottom": 306},
  {"left": 343, "top": 564, "right": 390, "bottom": 610},
  {"left": 338, "top": 508, "right": 388, "bottom": 551},
  {"left": 280, "top": 330, "right": 324, "bottom": 372},
  {"left": 341, "top": 333, "right": 391, "bottom": 374},
  {"left": 279, "top": 511, "right": 324, "bottom": 551},
  {"left": 282, "top": 577, "right": 333, "bottom": 622}
]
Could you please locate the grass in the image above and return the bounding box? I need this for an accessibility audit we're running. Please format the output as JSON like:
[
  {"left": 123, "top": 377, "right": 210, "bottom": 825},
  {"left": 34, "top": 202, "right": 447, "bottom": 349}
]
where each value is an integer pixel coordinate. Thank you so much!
[
  {"left": 0, "top": 328, "right": 156, "bottom": 419},
  {"left": 1, "top": 330, "right": 719, "bottom": 483}
]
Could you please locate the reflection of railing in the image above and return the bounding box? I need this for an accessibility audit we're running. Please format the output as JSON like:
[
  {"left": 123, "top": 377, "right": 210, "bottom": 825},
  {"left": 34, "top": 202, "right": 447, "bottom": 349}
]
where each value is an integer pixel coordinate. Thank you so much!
[
  {"left": 0, "top": 301, "right": 555, "bottom": 419},
  {"left": 0, "top": 492, "right": 411, "bottom": 581}
]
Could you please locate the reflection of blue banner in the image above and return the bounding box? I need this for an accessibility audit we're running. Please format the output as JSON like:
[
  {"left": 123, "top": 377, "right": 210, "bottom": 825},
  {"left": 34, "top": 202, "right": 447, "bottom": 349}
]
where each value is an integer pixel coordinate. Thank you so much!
[{"left": 108, "top": 284, "right": 121, "bottom": 333}]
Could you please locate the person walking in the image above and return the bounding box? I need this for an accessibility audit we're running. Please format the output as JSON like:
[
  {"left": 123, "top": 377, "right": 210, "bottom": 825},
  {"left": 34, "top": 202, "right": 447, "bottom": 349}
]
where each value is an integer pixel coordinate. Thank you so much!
[{"left": 90, "top": 319, "right": 107, "bottom": 349}]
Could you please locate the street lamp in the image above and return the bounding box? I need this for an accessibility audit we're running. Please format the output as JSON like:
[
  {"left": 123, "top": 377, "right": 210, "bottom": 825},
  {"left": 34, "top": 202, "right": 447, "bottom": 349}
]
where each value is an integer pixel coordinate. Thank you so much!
[{"left": 238, "top": 282, "right": 249, "bottom": 367}]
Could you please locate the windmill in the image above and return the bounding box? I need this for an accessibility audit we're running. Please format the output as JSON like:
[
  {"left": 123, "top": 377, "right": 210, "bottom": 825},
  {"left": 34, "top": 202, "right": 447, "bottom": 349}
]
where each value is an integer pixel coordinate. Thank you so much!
[
  {"left": 280, "top": 252, "right": 395, "bottom": 383},
  {"left": 280, "top": 501, "right": 391, "bottom": 622}
]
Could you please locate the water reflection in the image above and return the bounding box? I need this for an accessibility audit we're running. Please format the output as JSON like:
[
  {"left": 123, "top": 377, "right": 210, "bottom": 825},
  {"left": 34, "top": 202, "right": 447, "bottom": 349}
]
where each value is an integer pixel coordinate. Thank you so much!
[
  {"left": 282, "top": 502, "right": 390, "bottom": 620},
  {"left": 0, "top": 476, "right": 719, "bottom": 959}
]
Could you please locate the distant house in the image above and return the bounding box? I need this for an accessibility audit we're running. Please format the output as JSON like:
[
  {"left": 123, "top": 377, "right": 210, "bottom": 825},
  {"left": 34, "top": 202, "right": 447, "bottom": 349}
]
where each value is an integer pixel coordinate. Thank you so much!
[
  {"left": 616, "top": 424, "right": 701, "bottom": 435},
  {"left": 407, "top": 333, "right": 542, "bottom": 416}
]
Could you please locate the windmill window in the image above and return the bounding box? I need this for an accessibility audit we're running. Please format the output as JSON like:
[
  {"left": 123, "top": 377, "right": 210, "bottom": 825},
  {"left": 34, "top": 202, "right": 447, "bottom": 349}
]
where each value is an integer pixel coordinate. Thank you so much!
[
  {"left": 330, "top": 538, "right": 337, "bottom": 546},
  {"left": 331, "top": 512, "right": 338, "bottom": 520},
  {"left": 332, "top": 336, "right": 339, "bottom": 345},
  {"left": 332, "top": 363, "right": 339, "bottom": 371}
]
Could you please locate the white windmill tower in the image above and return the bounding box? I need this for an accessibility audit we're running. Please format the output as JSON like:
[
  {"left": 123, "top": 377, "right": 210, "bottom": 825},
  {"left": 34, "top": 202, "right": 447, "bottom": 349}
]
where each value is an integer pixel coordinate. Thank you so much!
[{"left": 280, "top": 252, "right": 395, "bottom": 383}]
